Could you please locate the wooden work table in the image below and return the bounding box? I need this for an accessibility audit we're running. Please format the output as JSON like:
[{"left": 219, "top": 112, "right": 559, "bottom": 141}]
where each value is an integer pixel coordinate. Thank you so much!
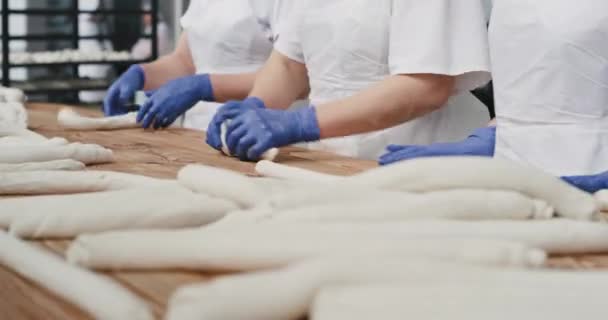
[{"left": 2, "top": 103, "right": 608, "bottom": 319}]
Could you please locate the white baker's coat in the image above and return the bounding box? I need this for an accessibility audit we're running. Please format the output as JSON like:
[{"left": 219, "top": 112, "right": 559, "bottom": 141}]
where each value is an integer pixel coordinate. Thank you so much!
[
  {"left": 492, "top": 0, "right": 608, "bottom": 175},
  {"left": 275, "top": 0, "right": 492, "bottom": 159},
  {"left": 181, "top": 0, "right": 284, "bottom": 129}
]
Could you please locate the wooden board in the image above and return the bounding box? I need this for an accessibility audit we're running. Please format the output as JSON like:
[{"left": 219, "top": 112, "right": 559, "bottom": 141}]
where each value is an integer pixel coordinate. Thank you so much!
[{"left": 1, "top": 103, "right": 607, "bottom": 320}]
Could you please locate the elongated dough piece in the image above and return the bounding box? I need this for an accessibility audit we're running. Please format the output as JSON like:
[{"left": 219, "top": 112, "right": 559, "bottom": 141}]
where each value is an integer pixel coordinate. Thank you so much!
[
  {"left": 218, "top": 220, "right": 608, "bottom": 255},
  {"left": 241, "top": 189, "right": 554, "bottom": 224},
  {"left": 0, "top": 143, "right": 114, "bottom": 164},
  {"left": 9, "top": 186, "right": 237, "bottom": 239},
  {"left": 0, "top": 170, "right": 172, "bottom": 196},
  {"left": 178, "top": 164, "right": 310, "bottom": 208},
  {"left": 0, "top": 102, "right": 27, "bottom": 128},
  {"left": 255, "top": 160, "right": 339, "bottom": 182},
  {"left": 67, "top": 226, "right": 544, "bottom": 271},
  {"left": 0, "top": 128, "right": 47, "bottom": 141},
  {"left": 57, "top": 107, "right": 140, "bottom": 131},
  {"left": 165, "top": 258, "right": 502, "bottom": 320},
  {"left": 0, "top": 136, "right": 68, "bottom": 147},
  {"left": 346, "top": 157, "right": 598, "bottom": 220},
  {"left": 313, "top": 282, "right": 607, "bottom": 320},
  {"left": 595, "top": 190, "right": 608, "bottom": 212},
  {"left": 0, "top": 231, "right": 153, "bottom": 320},
  {"left": 220, "top": 122, "right": 279, "bottom": 161},
  {"left": 0, "top": 159, "right": 85, "bottom": 172}
]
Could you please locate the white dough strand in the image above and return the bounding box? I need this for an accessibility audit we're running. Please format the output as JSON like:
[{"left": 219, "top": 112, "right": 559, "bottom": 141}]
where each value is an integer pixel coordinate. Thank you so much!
[
  {"left": 0, "top": 143, "right": 114, "bottom": 164},
  {"left": 0, "top": 159, "right": 85, "bottom": 172},
  {"left": 57, "top": 107, "right": 140, "bottom": 131},
  {"left": 255, "top": 160, "right": 341, "bottom": 182}
]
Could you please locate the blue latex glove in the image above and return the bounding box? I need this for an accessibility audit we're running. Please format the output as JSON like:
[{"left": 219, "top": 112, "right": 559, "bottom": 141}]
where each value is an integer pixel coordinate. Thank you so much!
[
  {"left": 379, "top": 126, "right": 497, "bottom": 166},
  {"left": 206, "top": 97, "right": 266, "bottom": 150},
  {"left": 104, "top": 65, "right": 145, "bottom": 116},
  {"left": 211, "top": 104, "right": 321, "bottom": 161},
  {"left": 137, "top": 74, "right": 214, "bottom": 129},
  {"left": 562, "top": 172, "right": 608, "bottom": 194}
]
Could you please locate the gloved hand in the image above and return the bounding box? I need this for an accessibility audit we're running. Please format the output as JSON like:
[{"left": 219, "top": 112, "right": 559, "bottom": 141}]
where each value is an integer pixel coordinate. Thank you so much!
[
  {"left": 379, "top": 126, "right": 496, "bottom": 166},
  {"left": 209, "top": 104, "right": 321, "bottom": 161},
  {"left": 206, "top": 97, "right": 267, "bottom": 150},
  {"left": 137, "top": 74, "right": 214, "bottom": 129},
  {"left": 562, "top": 172, "right": 608, "bottom": 194},
  {"left": 104, "top": 65, "right": 145, "bottom": 116}
]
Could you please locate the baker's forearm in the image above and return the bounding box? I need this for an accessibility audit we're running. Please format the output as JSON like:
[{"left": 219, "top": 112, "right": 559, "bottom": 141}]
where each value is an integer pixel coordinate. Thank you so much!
[
  {"left": 209, "top": 73, "right": 258, "bottom": 103},
  {"left": 141, "top": 34, "right": 196, "bottom": 90},
  {"left": 316, "top": 74, "right": 454, "bottom": 138},
  {"left": 249, "top": 51, "right": 309, "bottom": 109}
]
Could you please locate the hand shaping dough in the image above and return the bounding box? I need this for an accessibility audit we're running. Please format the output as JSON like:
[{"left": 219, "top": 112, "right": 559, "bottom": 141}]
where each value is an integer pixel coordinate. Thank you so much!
[
  {"left": 595, "top": 190, "right": 608, "bottom": 212},
  {"left": 228, "top": 189, "right": 553, "bottom": 224},
  {"left": 220, "top": 121, "right": 279, "bottom": 161},
  {"left": 0, "top": 159, "right": 85, "bottom": 172},
  {"left": 0, "top": 231, "right": 153, "bottom": 320},
  {"left": 178, "top": 164, "right": 312, "bottom": 208},
  {"left": 0, "top": 102, "right": 27, "bottom": 129},
  {"left": 67, "top": 226, "right": 544, "bottom": 271},
  {"left": 255, "top": 160, "right": 341, "bottom": 182},
  {"left": 0, "top": 170, "right": 172, "bottom": 196},
  {"left": 57, "top": 107, "right": 140, "bottom": 131},
  {"left": 346, "top": 157, "right": 598, "bottom": 221},
  {"left": 165, "top": 258, "right": 505, "bottom": 320},
  {"left": 9, "top": 186, "right": 237, "bottom": 239},
  {"left": 0, "top": 143, "right": 114, "bottom": 164}
]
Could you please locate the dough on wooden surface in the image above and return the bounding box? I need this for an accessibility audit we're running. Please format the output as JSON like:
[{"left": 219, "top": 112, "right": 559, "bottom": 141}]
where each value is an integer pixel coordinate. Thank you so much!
[
  {"left": 0, "top": 143, "right": 114, "bottom": 164},
  {"left": 0, "top": 170, "right": 172, "bottom": 196},
  {"left": 0, "top": 128, "right": 47, "bottom": 141},
  {"left": 9, "top": 186, "right": 237, "bottom": 239},
  {"left": 255, "top": 160, "right": 341, "bottom": 182},
  {"left": 0, "top": 231, "right": 153, "bottom": 320},
  {"left": 346, "top": 157, "right": 598, "bottom": 220},
  {"left": 67, "top": 226, "right": 544, "bottom": 271},
  {"left": 0, "top": 102, "right": 27, "bottom": 129},
  {"left": 57, "top": 107, "right": 140, "bottom": 131},
  {"left": 0, "top": 159, "right": 85, "bottom": 172},
  {"left": 0, "top": 136, "right": 69, "bottom": 147},
  {"left": 595, "top": 190, "right": 608, "bottom": 212}
]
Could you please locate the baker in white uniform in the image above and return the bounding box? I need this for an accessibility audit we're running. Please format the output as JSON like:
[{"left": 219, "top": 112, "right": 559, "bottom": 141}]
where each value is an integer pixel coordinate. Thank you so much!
[
  {"left": 103, "top": 0, "right": 287, "bottom": 130},
  {"left": 206, "top": 0, "right": 491, "bottom": 161}
]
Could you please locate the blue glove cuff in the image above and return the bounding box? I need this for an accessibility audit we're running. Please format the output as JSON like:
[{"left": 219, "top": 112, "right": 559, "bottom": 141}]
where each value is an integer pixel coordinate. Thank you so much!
[
  {"left": 194, "top": 74, "right": 215, "bottom": 102},
  {"left": 293, "top": 105, "right": 321, "bottom": 142},
  {"left": 130, "top": 64, "right": 146, "bottom": 89},
  {"left": 244, "top": 97, "right": 267, "bottom": 109}
]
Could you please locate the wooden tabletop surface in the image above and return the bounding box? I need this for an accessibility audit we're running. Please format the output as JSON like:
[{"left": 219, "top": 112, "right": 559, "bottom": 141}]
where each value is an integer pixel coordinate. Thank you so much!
[{"left": 2, "top": 103, "right": 608, "bottom": 319}]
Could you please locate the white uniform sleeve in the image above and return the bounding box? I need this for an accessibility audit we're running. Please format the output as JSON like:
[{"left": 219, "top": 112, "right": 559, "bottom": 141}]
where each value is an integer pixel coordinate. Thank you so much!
[
  {"left": 273, "top": 1, "right": 305, "bottom": 63},
  {"left": 389, "top": 0, "right": 491, "bottom": 92},
  {"left": 180, "top": 0, "right": 206, "bottom": 30}
]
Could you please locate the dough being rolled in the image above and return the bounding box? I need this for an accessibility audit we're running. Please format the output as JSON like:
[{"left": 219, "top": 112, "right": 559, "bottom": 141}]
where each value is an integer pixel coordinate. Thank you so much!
[
  {"left": 57, "top": 107, "right": 140, "bottom": 131},
  {"left": 595, "top": 190, "right": 608, "bottom": 212},
  {"left": 313, "top": 282, "right": 608, "bottom": 320},
  {"left": 255, "top": 160, "right": 341, "bottom": 182},
  {"left": 67, "top": 227, "right": 545, "bottom": 271},
  {"left": 220, "top": 121, "right": 279, "bottom": 161},
  {"left": 165, "top": 258, "right": 501, "bottom": 320},
  {"left": 0, "top": 143, "right": 114, "bottom": 164},
  {"left": 235, "top": 189, "right": 553, "bottom": 224},
  {"left": 346, "top": 157, "right": 598, "bottom": 221},
  {"left": 0, "top": 159, "right": 85, "bottom": 172},
  {"left": 0, "top": 170, "right": 172, "bottom": 196},
  {"left": 178, "top": 164, "right": 310, "bottom": 208},
  {"left": 9, "top": 186, "right": 237, "bottom": 239},
  {"left": 0, "top": 231, "right": 153, "bottom": 320}
]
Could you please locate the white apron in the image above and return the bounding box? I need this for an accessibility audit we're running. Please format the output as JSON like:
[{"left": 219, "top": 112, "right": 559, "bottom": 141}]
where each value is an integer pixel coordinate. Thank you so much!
[
  {"left": 492, "top": 0, "right": 608, "bottom": 175},
  {"left": 180, "top": 0, "right": 274, "bottom": 130},
  {"left": 276, "top": 0, "right": 491, "bottom": 160}
]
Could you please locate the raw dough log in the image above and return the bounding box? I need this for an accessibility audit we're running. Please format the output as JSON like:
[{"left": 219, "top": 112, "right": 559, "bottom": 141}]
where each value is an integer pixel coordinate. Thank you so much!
[
  {"left": 0, "top": 170, "right": 173, "bottom": 197},
  {"left": 0, "top": 128, "right": 47, "bottom": 141},
  {"left": 165, "top": 258, "right": 502, "bottom": 320},
  {"left": 220, "top": 122, "right": 279, "bottom": 161},
  {"left": 0, "top": 231, "right": 153, "bottom": 320},
  {"left": 0, "top": 102, "right": 27, "bottom": 129},
  {"left": 218, "top": 220, "right": 608, "bottom": 255},
  {"left": 595, "top": 190, "right": 608, "bottom": 212},
  {"left": 0, "top": 136, "right": 69, "bottom": 147},
  {"left": 313, "top": 282, "right": 607, "bottom": 320},
  {"left": 346, "top": 157, "right": 598, "bottom": 220},
  {"left": 9, "top": 186, "right": 237, "bottom": 239},
  {"left": 236, "top": 189, "right": 554, "bottom": 224},
  {"left": 67, "top": 227, "right": 545, "bottom": 271},
  {"left": 178, "top": 164, "right": 310, "bottom": 208},
  {"left": 255, "top": 160, "right": 341, "bottom": 182},
  {"left": 0, "top": 159, "right": 85, "bottom": 172},
  {"left": 0, "top": 143, "right": 114, "bottom": 164},
  {"left": 57, "top": 107, "right": 139, "bottom": 131}
]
